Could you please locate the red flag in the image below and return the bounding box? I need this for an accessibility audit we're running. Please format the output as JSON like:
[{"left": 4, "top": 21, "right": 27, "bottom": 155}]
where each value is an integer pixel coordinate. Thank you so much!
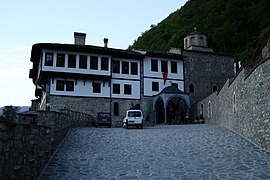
[{"left": 162, "top": 72, "right": 168, "bottom": 84}]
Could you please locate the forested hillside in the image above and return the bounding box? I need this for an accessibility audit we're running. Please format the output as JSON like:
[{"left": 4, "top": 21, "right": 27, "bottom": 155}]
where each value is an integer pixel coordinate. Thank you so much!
[{"left": 129, "top": 0, "right": 270, "bottom": 65}]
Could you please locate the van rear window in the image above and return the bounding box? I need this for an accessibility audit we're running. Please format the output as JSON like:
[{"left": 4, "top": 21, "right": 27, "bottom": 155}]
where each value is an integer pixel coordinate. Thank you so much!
[{"left": 128, "top": 111, "right": 142, "bottom": 117}]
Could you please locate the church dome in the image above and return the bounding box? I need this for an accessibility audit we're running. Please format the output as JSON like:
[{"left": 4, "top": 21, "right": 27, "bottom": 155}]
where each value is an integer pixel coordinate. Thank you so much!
[
  {"left": 183, "top": 28, "right": 213, "bottom": 52},
  {"left": 188, "top": 31, "right": 203, "bottom": 36}
]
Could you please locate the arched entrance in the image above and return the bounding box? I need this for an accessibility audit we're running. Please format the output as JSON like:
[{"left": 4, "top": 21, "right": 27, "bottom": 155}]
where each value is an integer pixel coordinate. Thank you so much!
[
  {"left": 155, "top": 98, "right": 165, "bottom": 124},
  {"left": 153, "top": 86, "right": 190, "bottom": 125},
  {"left": 167, "top": 97, "right": 188, "bottom": 125}
]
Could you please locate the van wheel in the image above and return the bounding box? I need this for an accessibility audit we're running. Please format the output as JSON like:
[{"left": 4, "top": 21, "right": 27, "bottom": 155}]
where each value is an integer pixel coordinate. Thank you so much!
[{"left": 141, "top": 123, "right": 143, "bottom": 129}]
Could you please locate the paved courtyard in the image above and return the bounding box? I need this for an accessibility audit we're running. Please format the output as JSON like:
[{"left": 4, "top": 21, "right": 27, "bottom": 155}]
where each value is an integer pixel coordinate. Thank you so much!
[{"left": 39, "top": 125, "right": 270, "bottom": 180}]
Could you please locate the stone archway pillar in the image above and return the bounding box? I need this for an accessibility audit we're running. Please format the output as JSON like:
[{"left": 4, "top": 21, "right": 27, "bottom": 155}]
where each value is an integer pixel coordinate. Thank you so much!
[{"left": 164, "top": 105, "right": 167, "bottom": 124}]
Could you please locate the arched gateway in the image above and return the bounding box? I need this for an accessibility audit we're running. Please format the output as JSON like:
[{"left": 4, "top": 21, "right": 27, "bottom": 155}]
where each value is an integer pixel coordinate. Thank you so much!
[{"left": 153, "top": 86, "right": 190, "bottom": 125}]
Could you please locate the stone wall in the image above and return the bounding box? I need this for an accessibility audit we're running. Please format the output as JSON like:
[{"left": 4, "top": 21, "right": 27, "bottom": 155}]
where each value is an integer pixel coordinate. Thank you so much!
[
  {"left": 195, "top": 58, "right": 270, "bottom": 152},
  {"left": 0, "top": 110, "right": 93, "bottom": 180},
  {"left": 141, "top": 97, "right": 155, "bottom": 126},
  {"left": 48, "top": 95, "right": 111, "bottom": 116},
  {"left": 47, "top": 94, "right": 155, "bottom": 127},
  {"left": 183, "top": 50, "right": 235, "bottom": 106},
  {"left": 48, "top": 95, "right": 142, "bottom": 127}
]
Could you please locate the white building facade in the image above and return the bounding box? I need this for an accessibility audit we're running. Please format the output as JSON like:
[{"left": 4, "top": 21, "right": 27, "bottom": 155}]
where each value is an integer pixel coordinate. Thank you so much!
[
  {"left": 143, "top": 55, "right": 184, "bottom": 96},
  {"left": 29, "top": 33, "right": 186, "bottom": 126}
]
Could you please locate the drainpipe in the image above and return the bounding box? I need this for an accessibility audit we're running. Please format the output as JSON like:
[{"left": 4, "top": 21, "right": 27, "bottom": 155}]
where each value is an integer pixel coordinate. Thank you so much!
[{"left": 110, "top": 57, "right": 112, "bottom": 126}]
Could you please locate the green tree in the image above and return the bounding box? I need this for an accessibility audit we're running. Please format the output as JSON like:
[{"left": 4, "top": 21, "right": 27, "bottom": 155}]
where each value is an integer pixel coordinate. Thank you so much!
[{"left": 1, "top": 105, "right": 18, "bottom": 122}]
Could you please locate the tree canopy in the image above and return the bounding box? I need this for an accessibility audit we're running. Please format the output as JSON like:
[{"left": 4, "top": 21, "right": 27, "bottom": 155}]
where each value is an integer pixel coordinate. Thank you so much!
[
  {"left": 129, "top": 0, "right": 270, "bottom": 65},
  {"left": 0, "top": 105, "right": 18, "bottom": 122}
]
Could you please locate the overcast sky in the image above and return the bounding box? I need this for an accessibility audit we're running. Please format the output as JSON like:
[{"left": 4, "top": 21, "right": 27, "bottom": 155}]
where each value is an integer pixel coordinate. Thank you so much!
[{"left": 0, "top": 0, "right": 187, "bottom": 107}]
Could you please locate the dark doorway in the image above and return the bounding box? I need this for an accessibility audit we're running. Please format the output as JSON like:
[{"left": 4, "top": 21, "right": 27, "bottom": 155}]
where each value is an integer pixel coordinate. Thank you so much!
[
  {"left": 156, "top": 98, "right": 165, "bottom": 124},
  {"left": 113, "top": 102, "right": 119, "bottom": 116},
  {"left": 167, "top": 97, "right": 187, "bottom": 124},
  {"left": 134, "top": 104, "right": 140, "bottom": 110}
]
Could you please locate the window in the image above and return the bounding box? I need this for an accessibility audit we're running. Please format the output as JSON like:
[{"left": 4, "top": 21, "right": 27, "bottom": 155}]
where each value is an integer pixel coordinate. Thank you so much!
[
  {"left": 113, "top": 84, "right": 120, "bottom": 94},
  {"left": 56, "top": 80, "right": 65, "bottom": 91},
  {"left": 113, "top": 102, "right": 119, "bottom": 116},
  {"left": 152, "top": 82, "right": 159, "bottom": 92},
  {"left": 221, "top": 63, "right": 225, "bottom": 73},
  {"left": 161, "top": 60, "right": 168, "bottom": 72},
  {"left": 79, "top": 55, "right": 87, "bottom": 69},
  {"left": 56, "top": 53, "right": 65, "bottom": 67},
  {"left": 172, "top": 83, "right": 178, "bottom": 89},
  {"left": 208, "top": 101, "right": 211, "bottom": 119},
  {"left": 112, "top": 60, "right": 120, "bottom": 73},
  {"left": 233, "top": 92, "right": 236, "bottom": 113},
  {"left": 101, "top": 57, "right": 109, "bottom": 70},
  {"left": 151, "top": 59, "right": 158, "bottom": 72},
  {"left": 66, "top": 81, "right": 74, "bottom": 91},
  {"left": 191, "top": 37, "right": 195, "bottom": 44},
  {"left": 200, "top": 103, "right": 204, "bottom": 118},
  {"left": 190, "top": 59, "right": 194, "bottom": 70},
  {"left": 90, "top": 56, "right": 98, "bottom": 70},
  {"left": 92, "top": 82, "right": 101, "bottom": 93},
  {"left": 131, "top": 62, "right": 138, "bottom": 75},
  {"left": 199, "top": 37, "right": 205, "bottom": 46},
  {"left": 206, "top": 61, "right": 210, "bottom": 71},
  {"left": 122, "top": 61, "right": 129, "bottom": 74},
  {"left": 212, "top": 85, "right": 218, "bottom": 92},
  {"left": 45, "top": 52, "right": 54, "bottom": 66},
  {"left": 189, "top": 84, "right": 194, "bottom": 93},
  {"left": 128, "top": 111, "right": 142, "bottom": 117},
  {"left": 68, "top": 54, "right": 76, "bottom": 68},
  {"left": 171, "top": 61, "right": 177, "bottom": 73},
  {"left": 124, "top": 84, "right": 132, "bottom": 95}
]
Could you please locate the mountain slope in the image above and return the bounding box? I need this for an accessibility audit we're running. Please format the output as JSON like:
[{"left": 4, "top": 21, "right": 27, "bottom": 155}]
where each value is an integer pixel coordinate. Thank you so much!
[{"left": 129, "top": 0, "right": 270, "bottom": 65}]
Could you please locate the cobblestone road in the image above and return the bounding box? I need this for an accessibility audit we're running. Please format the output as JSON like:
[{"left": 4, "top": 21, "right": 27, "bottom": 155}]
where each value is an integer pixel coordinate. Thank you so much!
[{"left": 39, "top": 125, "right": 270, "bottom": 180}]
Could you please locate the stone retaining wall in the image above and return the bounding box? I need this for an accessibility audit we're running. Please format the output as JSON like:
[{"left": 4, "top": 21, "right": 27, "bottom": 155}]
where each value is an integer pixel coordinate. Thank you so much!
[
  {"left": 0, "top": 110, "right": 93, "bottom": 180},
  {"left": 195, "top": 58, "right": 270, "bottom": 152},
  {"left": 47, "top": 95, "right": 154, "bottom": 127}
]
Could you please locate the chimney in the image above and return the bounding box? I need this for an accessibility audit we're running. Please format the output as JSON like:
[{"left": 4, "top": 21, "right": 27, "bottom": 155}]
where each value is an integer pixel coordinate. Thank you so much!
[
  {"left": 74, "top": 32, "right": 86, "bottom": 45},
  {"left": 104, "top": 38, "right": 108, "bottom": 48}
]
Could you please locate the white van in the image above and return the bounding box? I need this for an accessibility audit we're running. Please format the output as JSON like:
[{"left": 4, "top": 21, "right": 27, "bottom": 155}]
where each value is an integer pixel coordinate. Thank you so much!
[{"left": 123, "top": 110, "right": 144, "bottom": 129}]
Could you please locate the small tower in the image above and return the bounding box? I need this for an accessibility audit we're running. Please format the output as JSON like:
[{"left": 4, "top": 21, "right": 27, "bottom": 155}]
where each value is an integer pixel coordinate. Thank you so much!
[{"left": 184, "top": 28, "right": 213, "bottom": 52}]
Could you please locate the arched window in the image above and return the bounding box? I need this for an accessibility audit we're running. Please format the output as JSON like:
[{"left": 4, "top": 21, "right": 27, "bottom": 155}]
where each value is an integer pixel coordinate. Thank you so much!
[
  {"left": 113, "top": 102, "right": 119, "bottom": 116},
  {"left": 233, "top": 92, "right": 236, "bottom": 113},
  {"left": 200, "top": 103, "right": 204, "bottom": 118},
  {"left": 189, "top": 84, "right": 194, "bottom": 93},
  {"left": 190, "top": 59, "right": 194, "bottom": 70},
  {"left": 206, "top": 61, "right": 210, "bottom": 71},
  {"left": 190, "top": 37, "right": 195, "bottom": 45},
  {"left": 208, "top": 101, "right": 211, "bottom": 119},
  {"left": 185, "top": 39, "right": 188, "bottom": 48},
  {"left": 221, "top": 63, "right": 225, "bottom": 73},
  {"left": 212, "top": 85, "right": 218, "bottom": 92},
  {"left": 199, "top": 36, "right": 204, "bottom": 46}
]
